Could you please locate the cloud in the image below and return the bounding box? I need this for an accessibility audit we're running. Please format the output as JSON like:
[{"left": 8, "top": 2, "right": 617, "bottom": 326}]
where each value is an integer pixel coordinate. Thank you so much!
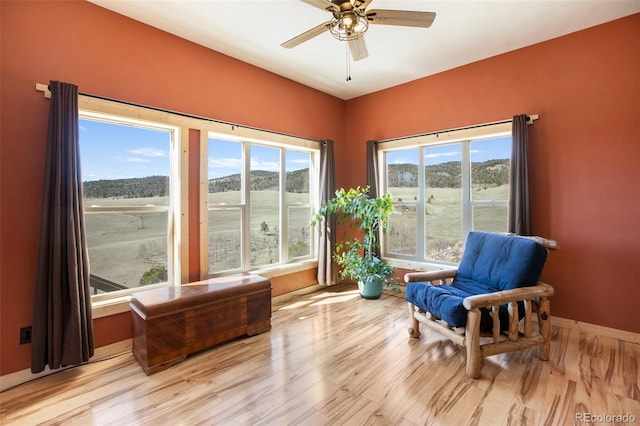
[
  {"left": 127, "top": 157, "right": 151, "bottom": 163},
  {"left": 127, "top": 148, "right": 168, "bottom": 157},
  {"left": 390, "top": 157, "right": 416, "bottom": 165},
  {"left": 424, "top": 151, "right": 460, "bottom": 159},
  {"left": 290, "top": 158, "right": 309, "bottom": 165},
  {"left": 208, "top": 157, "right": 242, "bottom": 170},
  {"left": 208, "top": 157, "right": 242, "bottom": 178},
  {"left": 287, "top": 158, "right": 309, "bottom": 171},
  {"left": 250, "top": 158, "right": 279, "bottom": 172}
]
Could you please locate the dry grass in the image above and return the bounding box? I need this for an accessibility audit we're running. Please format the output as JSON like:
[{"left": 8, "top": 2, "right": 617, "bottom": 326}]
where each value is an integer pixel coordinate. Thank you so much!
[{"left": 84, "top": 191, "right": 312, "bottom": 289}]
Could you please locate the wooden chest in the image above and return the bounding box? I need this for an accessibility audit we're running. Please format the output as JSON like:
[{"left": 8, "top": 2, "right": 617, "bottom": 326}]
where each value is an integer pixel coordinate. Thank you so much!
[{"left": 130, "top": 274, "right": 271, "bottom": 375}]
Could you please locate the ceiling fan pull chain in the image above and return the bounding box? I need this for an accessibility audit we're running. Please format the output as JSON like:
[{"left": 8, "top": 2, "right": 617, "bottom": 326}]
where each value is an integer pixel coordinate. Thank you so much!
[{"left": 346, "top": 42, "right": 352, "bottom": 82}]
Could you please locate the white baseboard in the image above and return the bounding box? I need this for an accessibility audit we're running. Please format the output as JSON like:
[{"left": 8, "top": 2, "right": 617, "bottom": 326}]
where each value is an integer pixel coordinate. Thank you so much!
[
  {"left": 0, "top": 339, "right": 132, "bottom": 393},
  {"left": 552, "top": 316, "right": 640, "bottom": 345},
  {"left": 272, "top": 284, "right": 325, "bottom": 308}
]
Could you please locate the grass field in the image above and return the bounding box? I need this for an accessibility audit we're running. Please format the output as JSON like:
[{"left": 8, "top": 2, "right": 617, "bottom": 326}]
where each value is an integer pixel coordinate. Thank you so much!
[
  {"left": 84, "top": 196, "right": 169, "bottom": 290},
  {"left": 207, "top": 190, "right": 311, "bottom": 273},
  {"left": 84, "top": 185, "right": 507, "bottom": 291},
  {"left": 84, "top": 191, "right": 312, "bottom": 290},
  {"left": 386, "top": 185, "right": 508, "bottom": 262}
]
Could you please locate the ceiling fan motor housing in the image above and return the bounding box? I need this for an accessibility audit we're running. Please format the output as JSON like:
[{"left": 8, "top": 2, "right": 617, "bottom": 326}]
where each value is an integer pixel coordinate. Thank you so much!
[{"left": 330, "top": 9, "right": 368, "bottom": 41}]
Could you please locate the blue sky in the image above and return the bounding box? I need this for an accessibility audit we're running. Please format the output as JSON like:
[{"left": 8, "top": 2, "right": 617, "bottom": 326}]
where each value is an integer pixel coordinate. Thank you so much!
[
  {"left": 80, "top": 118, "right": 503, "bottom": 181},
  {"left": 207, "top": 138, "right": 310, "bottom": 179},
  {"left": 79, "top": 118, "right": 170, "bottom": 181},
  {"left": 79, "top": 119, "right": 310, "bottom": 182},
  {"left": 387, "top": 136, "right": 511, "bottom": 166}
]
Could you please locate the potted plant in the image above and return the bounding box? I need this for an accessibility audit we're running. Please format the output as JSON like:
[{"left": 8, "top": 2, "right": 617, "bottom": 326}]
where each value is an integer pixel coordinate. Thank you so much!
[{"left": 313, "top": 186, "right": 396, "bottom": 299}]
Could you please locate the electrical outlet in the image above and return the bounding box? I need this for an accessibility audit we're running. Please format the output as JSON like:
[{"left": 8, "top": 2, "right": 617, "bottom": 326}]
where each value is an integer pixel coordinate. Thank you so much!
[{"left": 20, "top": 326, "right": 32, "bottom": 344}]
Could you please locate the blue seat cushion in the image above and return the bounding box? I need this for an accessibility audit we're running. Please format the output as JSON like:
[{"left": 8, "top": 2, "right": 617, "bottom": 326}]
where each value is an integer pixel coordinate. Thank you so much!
[
  {"left": 406, "top": 280, "right": 522, "bottom": 330},
  {"left": 405, "top": 232, "right": 547, "bottom": 330}
]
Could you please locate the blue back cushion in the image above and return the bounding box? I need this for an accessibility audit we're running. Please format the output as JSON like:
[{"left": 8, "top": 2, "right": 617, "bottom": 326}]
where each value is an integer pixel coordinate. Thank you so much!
[{"left": 457, "top": 232, "right": 548, "bottom": 291}]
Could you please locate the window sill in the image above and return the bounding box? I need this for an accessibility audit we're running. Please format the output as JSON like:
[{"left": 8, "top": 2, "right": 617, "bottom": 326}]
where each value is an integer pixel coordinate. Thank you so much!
[
  {"left": 92, "top": 296, "right": 132, "bottom": 319},
  {"left": 253, "top": 259, "right": 318, "bottom": 278},
  {"left": 386, "top": 258, "right": 457, "bottom": 273},
  {"left": 211, "top": 259, "right": 318, "bottom": 280},
  {"left": 92, "top": 260, "right": 318, "bottom": 319}
]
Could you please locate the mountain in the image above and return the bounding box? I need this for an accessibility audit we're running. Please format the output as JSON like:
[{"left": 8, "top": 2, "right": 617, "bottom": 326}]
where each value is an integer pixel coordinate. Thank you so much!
[
  {"left": 209, "top": 169, "right": 309, "bottom": 193},
  {"left": 388, "top": 159, "right": 510, "bottom": 188},
  {"left": 82, "top": 159, "right": 508, "bottom": 199},
  {"left": 83, "top": 175, "right": 169, "bottom": 199},
  {"left": 83, "top": 169, "right": 310, "bottom": 199}
]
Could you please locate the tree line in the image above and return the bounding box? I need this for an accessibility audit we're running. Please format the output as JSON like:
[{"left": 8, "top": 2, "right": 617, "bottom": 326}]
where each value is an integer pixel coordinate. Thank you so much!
[
  {"left": 83, "top": 169, "right": 310, "bottom": 199},
  {"left": 208, "top": 168, "right": 310, "bottom": 193},
  {"left": 82, "top": 160, "right": 507, "bottom": 199},
  {"left": 83, "top": 175, "right": 169, "bottom": 199},
  {"left": 388, "top": 159, "right": 509, "bottom": 188}
]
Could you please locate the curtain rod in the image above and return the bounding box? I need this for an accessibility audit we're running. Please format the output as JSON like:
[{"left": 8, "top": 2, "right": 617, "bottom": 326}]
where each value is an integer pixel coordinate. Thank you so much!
[
  {"left": 35, "top": 83, "right": 320, "bottom": 143},
  {"left": 379, "top": 114, "right": 539, "bottom": 144}
]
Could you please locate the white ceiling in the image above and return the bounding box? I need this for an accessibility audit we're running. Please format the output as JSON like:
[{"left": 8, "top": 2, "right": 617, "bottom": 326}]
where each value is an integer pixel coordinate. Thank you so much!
[{"left": 88, "top": 0, "right": 640, "bottom": 100}]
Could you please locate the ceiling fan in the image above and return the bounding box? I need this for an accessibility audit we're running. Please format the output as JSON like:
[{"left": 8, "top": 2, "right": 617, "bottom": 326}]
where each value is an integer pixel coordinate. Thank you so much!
[{"left": 281, "top": 0, "right": 436, "bottom": 61}]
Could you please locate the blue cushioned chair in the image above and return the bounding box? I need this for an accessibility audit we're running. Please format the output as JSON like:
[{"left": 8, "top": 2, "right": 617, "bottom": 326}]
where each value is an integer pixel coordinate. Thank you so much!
[{"left": 405, "top": 231, "right": 557, "bottom": 378}]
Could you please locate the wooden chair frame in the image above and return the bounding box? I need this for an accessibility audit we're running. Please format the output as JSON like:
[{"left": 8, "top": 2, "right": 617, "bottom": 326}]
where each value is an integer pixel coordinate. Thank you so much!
[{"left": 406, "top": 268, "right": 554, "bottom": 379}]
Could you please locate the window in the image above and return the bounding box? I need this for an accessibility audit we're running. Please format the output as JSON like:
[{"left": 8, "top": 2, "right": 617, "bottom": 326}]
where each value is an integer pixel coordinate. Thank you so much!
[
  {"left": 79, "top": 107, "right": 181, "bottom": 297},
  {"left": 78, "top": 96, "right": 320, "bottom": 301},
  {"left": 206, "top": 135, "right": 318, "bottom": 275},
  {"left": 381, "top": 124, "right": 511, "bottom": 265}
]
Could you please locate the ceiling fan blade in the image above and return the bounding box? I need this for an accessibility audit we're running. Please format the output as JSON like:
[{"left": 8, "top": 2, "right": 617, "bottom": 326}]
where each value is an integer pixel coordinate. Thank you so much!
[
  {"left": 366, "top": 10, "right": 436, "bottom": 28},
  {"left": 353, "top": 0, "right": 373, "bottom": 11},
  {"left": 299, "top": 0, "right": 340, "bottom": 13},
  {"left": 281, "top": 22, "right": 331, "bottom": 49},
  {"left": 348, "top": 37, "right": 368, "bottom": 61}
]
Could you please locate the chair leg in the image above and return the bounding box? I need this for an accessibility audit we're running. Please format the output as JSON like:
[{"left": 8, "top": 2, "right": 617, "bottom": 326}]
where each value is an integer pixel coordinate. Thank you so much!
[
  {"left": 537, "top": 297, "right": 551, "bottom": 361},
  {"left": 465, "top": 309, "right": 482, "bottom": 378},
  {"left": 407, "top": 302, "right": 421, "bottom": 338}
]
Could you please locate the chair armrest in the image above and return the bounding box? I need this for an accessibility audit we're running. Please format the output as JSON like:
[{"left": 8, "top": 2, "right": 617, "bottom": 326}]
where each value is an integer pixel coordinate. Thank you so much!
[
  {"left": 404, "top": 268, "right": 458, "bottom": 283},
  {"left": 463, "top": 282, "right": 554, "bottom": 310}
]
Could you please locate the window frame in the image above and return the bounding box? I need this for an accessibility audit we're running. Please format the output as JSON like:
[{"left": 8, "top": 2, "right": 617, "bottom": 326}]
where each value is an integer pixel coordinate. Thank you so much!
[
  {"left": 203, "top": 131, "right": 321, "bottom": 278},
  {"left": 77, "top": 96, "right": 322, "bottom": 315},
  {"left": 379, "top": 121, "right": 513, "bottom": 268},
  {"left": 78, "top": 96, "right": 189, "bottom": 304}
]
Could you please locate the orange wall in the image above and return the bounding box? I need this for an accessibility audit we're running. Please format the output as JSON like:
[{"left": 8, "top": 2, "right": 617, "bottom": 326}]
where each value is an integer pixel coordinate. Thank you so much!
[
  {"left": 1, "top": 1, "right": 638, "bottom": 377},
  {"left": 344, "top": 14, "right": 640, "bottom": 333},
  {"left": 0, "top": 1, "right": 344, "bottom": 375}
]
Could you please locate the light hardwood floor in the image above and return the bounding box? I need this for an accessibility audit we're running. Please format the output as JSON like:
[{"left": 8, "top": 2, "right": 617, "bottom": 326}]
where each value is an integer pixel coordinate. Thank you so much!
[{"left": 1, "top": 285, "right": 639, "bottom": 425}]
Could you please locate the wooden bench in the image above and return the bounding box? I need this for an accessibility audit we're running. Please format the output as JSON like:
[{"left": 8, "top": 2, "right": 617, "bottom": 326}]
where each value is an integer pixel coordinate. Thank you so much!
[{"left": 130, "top": 274, "right": 271, "bottom": 375}]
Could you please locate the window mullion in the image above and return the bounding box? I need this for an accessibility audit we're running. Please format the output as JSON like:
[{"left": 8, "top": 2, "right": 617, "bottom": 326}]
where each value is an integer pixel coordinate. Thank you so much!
[
  {"left": 417, "top": 146, "right": 426, "bottom": 261},
  {"left": 280, "top": 149, "right": 287, "bottom": 262},
  {"left": 461, "top": 141, "right": 472, "bottom": 240},
  {"left": 242, "top": 142, "right": 250, "bottom": 271},
  {"left": 200, "top": 130, "right": 209, "bottom": 280},
  {"left": 311, "top": 152, "right": 320, "bottom": 258}
]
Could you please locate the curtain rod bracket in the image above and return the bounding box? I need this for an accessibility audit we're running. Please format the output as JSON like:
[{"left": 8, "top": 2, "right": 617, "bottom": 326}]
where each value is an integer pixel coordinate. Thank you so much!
[{"left": 36, "top": 83, "right": 51, "bottom": 99}]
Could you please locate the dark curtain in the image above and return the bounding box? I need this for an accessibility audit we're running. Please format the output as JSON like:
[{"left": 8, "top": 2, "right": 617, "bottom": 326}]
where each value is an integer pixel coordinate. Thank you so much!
[
  {"left": 508, "top": 114, "right": 531, "bottom": 235},
  {"left": 317, "top": 139, "right": 337, "bottom": 285},
  {"left": 366, "top": 140, "right": 380, "bottom": 198},
  {"left": 366, "top": 140, "right": 382, "bottom": 258},
  {"left": 32, "top": 81, "right": 94, "bottom": 373}
]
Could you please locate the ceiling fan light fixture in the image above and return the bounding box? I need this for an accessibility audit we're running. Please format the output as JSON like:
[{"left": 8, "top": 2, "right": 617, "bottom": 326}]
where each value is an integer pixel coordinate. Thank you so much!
[{"left": 329, "top": 10, "right": 368, "bottom": 41}]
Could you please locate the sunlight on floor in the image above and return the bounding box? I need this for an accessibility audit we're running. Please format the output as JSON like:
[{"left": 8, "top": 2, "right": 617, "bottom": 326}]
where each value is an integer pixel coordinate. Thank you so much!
[{"left": 278, "top": 287, "right": 361, "bottom": 311}]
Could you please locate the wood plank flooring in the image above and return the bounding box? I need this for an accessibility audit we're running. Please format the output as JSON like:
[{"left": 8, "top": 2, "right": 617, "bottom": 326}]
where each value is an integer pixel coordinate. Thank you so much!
[{"left": 1, "top": 285, "right": 639, "bottom": 425}]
